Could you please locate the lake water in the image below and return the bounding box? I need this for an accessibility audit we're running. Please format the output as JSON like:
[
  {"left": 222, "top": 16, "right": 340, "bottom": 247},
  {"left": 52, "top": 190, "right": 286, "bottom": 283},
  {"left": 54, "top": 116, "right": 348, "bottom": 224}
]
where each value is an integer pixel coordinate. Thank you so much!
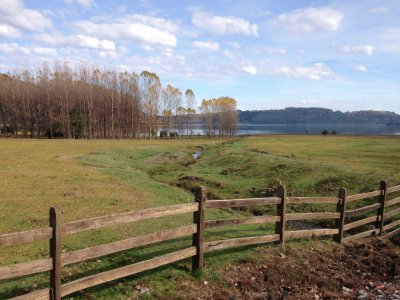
[
  {"left": 237, "top": 123, "right": 400, "bottom": 135},
  {"left": 183, "top": 123, "right": 400, "bottom": 136}
]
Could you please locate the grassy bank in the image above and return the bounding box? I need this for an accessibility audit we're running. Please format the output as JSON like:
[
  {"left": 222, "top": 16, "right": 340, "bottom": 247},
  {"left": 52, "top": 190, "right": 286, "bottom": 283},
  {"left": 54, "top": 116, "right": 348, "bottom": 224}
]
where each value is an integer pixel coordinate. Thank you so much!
[{"left": 0, "top": 135, "right": 399, "bottom": 298}]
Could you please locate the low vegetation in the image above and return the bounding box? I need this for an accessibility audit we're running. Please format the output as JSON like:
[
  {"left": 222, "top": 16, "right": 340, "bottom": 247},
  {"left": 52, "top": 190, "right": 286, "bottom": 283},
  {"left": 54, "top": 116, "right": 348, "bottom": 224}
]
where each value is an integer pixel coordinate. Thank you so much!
[{"left": 0, "top": 135, "right": 399, "bottom": 298}]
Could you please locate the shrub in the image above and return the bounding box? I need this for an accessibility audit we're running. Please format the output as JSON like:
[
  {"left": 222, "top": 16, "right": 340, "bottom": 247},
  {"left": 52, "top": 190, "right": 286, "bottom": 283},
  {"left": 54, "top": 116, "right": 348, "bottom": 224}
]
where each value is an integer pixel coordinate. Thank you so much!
[
  {"left": 69, "top": 106, "right": 85, "bottom": 138},
  {"left": 46, "top": 121, "right": 64, "bottom": 139},
  {"left": 160, "top": 130, "right": 168, "bottom": 139}
]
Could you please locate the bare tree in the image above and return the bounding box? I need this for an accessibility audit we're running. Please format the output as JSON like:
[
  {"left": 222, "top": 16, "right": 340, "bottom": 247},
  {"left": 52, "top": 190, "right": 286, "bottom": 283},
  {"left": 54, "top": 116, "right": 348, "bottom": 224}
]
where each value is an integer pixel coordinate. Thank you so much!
[
  {"left": 0, "top": 62, "right": 211, "bottom": 140},
  {"left": 138, "top": 71, "right": 161, "bottom": 139},
  {"left": 200, "top": 97, "right": 238, "bottom": 138},
  {"left": 185, "top": 89, "right": 196, "bottom": 137}
]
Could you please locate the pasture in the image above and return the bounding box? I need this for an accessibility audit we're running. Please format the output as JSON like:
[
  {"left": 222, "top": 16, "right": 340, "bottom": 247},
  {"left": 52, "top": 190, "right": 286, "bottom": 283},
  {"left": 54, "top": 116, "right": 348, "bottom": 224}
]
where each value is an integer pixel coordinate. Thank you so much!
[{"left": 1, "top": 135, "right": 399, "bottom": 298}]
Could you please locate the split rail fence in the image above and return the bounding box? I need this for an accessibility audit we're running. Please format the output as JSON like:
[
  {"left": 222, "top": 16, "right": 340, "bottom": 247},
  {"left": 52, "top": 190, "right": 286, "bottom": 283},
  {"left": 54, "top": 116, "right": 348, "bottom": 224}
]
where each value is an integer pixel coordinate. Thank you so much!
[{"left": 1, "top": 181, "right": 400, "bottom": 299}]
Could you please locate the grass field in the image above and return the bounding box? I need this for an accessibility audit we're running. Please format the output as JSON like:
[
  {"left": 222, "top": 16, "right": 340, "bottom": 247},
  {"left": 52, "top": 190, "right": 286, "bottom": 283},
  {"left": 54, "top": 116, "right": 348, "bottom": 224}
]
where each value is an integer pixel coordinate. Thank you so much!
[{"left": 1, "top": 135, "right": 399, "bottom": 298}]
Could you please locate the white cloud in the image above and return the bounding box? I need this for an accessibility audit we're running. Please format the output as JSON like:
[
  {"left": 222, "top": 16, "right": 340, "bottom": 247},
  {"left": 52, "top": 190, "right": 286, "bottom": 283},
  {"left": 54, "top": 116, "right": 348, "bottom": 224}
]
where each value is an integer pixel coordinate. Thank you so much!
[
  {"left": 32, "top": 47, "right": 57, "bottom": 56},
  {"left": 0, "top": 24, "right": 21, "bottom": 38},
  {"left": 34, "top": 33, "right": 115, "bottom": 50},
  {"left": 76, "top": 35, "right": 115, "bottom": 50},
  {"left": 341, "top": 45, "right": 375, "bottom": 56},
  {"left": 124, "top": 50, "right": 186, "bottom": 76},
  {"left": 64, "top": 0, "right": 94, "bottom": 7},
  {"left": 33, "top": 33, "right": 62, "bottom": 45},
  {"left": 99, "top": 50, "right": 117, "bottom": 59},
  {"left": 275, "top": 7, "right": 343, "bottom": 33},
  {"left": 242, "top": 65, "right": 257, "bottom": 75},
  {"left": 277, "top": 63, "right": 332, "bottom": 80},
  {"left": 141, "top": 45, "right": 154, "bottom": 51},
  {"left": 0, "top": 42, "right": 30, "bottom": 54},
  {"left": 192, "top": 9, "right": 258, "bottom": 36},
  {"left": 356, "top": 65, "right": 367, "bottom": 72},
  {"left": 73, "top": 20, "right": 177, "bottom": 47},
  {"left": 192, "top": 41, "right": 219, "bottom": 51},
  {"left": 0, "top": 43, "right": 58, "bottom": 57},
  {"left": 223, "top": 50, "right": 236, "bottom": 60},
  {"left": 0, "top": 0, "right": 51, "bottom": 32},
  {"left": 124, "top": 14, "right": 180, "bottom": 33}
]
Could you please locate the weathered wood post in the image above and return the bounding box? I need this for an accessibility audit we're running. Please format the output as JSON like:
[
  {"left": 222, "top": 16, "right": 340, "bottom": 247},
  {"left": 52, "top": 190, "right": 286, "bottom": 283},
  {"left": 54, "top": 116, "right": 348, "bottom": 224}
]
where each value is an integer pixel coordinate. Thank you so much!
[
  {"left": 275, "top": 185, "right": 287, "bottom": 249},
  {"left": 49, "top": 206, "right": 62, "bottom": 300},
  {"left": 378, "top": 180, "right": 387, "bottom": 235},
  {"left": 335, "top": 188, "right": 347, "bottom": 244},
  {"left": 192, "top": 186, "right": 206, "bottom": 272}
]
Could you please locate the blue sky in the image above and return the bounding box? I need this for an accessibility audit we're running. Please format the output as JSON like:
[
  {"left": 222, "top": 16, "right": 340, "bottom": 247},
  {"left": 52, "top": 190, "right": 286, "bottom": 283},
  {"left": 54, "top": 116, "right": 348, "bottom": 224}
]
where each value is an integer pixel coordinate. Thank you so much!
[{"left": 0, "top": 0, "right": 399, "bottom": 112}]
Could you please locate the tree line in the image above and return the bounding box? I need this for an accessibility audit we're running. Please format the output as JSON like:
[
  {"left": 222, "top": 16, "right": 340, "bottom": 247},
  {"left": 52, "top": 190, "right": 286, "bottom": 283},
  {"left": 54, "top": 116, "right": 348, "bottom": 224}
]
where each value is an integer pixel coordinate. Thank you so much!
[
  {"left": 239, "top": 107, "right": 400, "bottom": 125},
  {"left": 200, "top": 97, "right": 238, "bottom": 137},
  {"left": 0, "top": 62, "right": 238, "bottom": 139}
]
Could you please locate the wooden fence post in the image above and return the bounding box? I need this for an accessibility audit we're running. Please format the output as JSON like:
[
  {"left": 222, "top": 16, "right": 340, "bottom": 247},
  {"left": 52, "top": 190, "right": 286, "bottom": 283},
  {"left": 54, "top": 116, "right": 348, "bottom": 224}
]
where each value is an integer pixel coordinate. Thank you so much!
[
  {"left": 275, "top": 185, "right": 287, "bottom": 249},
  {"left": 335, "top": 188, "right": 347, "bottom": 244},
  {"left": 192, "top": 186, "right": 206, "bottom": 272},
  {"left": 49, "top": 206, "right": 62, "bottom": 300},
  {"left": 378, "top": 180, "right": 387, "bottom": 235}
]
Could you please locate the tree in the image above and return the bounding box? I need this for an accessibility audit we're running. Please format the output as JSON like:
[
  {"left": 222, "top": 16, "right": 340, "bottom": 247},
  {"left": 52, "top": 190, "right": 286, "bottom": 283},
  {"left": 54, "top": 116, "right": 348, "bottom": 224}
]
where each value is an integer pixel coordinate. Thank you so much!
[
  {"left": 69, "top": 106, "right": 84, "bottom": 138},
  {"left": 127, "top": 72, "right": 140, "bottom": 139},
  {"left": 200, "top": 99, "right": 214, "bottom": 137},
  {"left": 172, "top": 88, "right": 183, "bottom": 135},
  {"left": 162, "top": 85, "right": 181, "bottom": 138},
  {"left": 200, "top": 97, "right": 238, "bottom": 137},
  {"left": 185, "top": 89, "right": 196, "bottom": 137},
  {"left": 36, "top": 62, "right": 56, "bottom": 138},
  {"left": 139, "top": 71, "right": 161, "bottom": 139},
  {"left": 0, "top": 62, "right": 204, "bottom": 140},
  {"left": 176, "top": 106, "right": 186, "bottom": 136}
]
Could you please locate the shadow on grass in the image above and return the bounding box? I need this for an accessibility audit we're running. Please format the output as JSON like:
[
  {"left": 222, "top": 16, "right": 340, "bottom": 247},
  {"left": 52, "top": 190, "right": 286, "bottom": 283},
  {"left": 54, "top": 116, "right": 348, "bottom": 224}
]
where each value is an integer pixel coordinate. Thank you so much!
[{"left": 65, "top": 243, "right": 275, "bottom": 299}]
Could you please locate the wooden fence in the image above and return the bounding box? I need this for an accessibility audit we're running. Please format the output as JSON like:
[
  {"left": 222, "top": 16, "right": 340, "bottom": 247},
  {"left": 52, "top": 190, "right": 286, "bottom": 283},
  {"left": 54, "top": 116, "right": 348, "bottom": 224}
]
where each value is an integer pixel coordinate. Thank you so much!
[{"left": 1, "top": 181, "right": 400, "bottom": 299}]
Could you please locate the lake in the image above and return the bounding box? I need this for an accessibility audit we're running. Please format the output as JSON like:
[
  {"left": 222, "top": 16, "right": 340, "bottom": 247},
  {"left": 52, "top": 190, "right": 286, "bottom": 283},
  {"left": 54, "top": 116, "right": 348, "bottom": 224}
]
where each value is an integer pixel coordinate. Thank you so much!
[
  {"left": 237, "top": 123, "right": 400, "bottom": 135},
  {"left": 182, "top": 123, "right": 400, "bottom": 136}
]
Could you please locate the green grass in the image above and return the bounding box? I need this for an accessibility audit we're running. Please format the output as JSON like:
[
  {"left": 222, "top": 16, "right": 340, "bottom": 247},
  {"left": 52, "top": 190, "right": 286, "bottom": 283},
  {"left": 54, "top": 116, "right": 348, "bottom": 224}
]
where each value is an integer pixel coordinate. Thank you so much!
[{"left": 0, "top": 135, "right": 399, "bottom": 298}]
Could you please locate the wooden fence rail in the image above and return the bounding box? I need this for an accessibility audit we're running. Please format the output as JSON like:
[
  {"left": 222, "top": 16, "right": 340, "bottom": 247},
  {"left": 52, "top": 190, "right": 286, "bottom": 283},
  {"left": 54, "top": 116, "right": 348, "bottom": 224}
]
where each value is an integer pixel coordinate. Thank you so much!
[{"left": 1, "top": 181, "right": 400, "bottom": 299}]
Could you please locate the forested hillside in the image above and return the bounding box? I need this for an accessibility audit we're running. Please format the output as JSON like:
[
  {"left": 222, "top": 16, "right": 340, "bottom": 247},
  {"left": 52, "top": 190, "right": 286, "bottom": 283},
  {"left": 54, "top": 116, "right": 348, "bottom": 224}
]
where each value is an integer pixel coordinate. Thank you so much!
[{"left": 240, "top": 107, "right": 400, "bottom": 125}]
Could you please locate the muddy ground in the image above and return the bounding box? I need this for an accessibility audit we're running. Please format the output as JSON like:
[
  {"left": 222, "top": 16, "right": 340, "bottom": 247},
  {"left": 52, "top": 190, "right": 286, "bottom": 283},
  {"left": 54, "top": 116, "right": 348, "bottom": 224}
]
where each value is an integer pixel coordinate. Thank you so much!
[{"left": 171, "top": 237, "right": 400, "bottom": 300}]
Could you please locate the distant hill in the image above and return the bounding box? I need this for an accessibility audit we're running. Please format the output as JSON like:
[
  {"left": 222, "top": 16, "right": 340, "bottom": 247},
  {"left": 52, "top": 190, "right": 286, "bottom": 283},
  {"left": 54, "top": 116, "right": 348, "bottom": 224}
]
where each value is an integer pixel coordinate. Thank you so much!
[{"left": 239, "top": 107, "right": 400, "bottom": 125}]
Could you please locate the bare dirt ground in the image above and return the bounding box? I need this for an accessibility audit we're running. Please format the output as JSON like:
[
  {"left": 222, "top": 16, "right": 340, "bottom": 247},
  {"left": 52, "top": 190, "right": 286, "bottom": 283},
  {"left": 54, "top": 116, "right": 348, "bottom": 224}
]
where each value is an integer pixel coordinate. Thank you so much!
[{"left": 172, "top": 237, "right": 400, "bottom": 300}]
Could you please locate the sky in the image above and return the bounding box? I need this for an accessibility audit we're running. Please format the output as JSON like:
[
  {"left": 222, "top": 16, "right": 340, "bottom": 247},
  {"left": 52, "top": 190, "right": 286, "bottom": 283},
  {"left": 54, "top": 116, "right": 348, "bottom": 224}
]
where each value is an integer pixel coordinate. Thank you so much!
[{"left": 0, "top": 0, "right": 399, "bottom": 113}]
